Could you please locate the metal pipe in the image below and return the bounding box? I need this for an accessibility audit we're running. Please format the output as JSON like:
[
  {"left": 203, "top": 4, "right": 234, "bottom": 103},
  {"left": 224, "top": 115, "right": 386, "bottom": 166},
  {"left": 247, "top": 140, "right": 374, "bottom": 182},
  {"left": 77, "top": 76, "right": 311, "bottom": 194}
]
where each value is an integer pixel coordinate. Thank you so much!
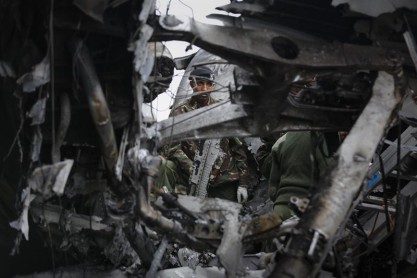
[
  {"left": 271, "top": 69, "right": 405, "bottom": 277},
  {"left": 70, "top": 39, "right": 118, "bottom": 171}
]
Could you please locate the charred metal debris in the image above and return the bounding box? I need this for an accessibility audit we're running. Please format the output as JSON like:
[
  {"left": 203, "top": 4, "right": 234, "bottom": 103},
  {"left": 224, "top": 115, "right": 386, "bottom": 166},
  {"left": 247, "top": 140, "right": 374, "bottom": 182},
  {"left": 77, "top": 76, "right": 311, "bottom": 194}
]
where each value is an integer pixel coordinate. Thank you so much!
[{"left": 1, "top": 0, "right": 417, "bottom": 277}]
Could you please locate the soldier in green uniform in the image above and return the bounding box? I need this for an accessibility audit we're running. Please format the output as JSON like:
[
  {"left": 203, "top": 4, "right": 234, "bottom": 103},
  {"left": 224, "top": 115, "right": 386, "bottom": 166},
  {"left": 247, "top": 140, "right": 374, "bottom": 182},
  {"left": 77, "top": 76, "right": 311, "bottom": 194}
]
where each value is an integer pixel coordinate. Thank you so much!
[
  {"left": 156, "top": 66, "right": 249, "bottom": 203},
  {"left": 268, "top": 131, "right": 334, "bottom": 220}
]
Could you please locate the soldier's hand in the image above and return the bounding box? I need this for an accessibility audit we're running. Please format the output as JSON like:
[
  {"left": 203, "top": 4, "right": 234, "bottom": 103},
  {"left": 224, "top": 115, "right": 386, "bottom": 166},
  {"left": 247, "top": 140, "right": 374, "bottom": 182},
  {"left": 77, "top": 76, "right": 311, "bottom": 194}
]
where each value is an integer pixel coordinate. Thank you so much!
[{"left": 237, "top": 186, "right": 248, "bottom": 203}]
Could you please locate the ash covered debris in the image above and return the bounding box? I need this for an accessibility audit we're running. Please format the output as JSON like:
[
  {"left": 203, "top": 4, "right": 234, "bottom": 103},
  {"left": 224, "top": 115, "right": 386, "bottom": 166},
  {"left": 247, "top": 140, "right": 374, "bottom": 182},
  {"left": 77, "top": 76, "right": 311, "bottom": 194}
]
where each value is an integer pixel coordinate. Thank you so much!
[{"left": 1, "top": 0, "right": 417, "bottom": 278}]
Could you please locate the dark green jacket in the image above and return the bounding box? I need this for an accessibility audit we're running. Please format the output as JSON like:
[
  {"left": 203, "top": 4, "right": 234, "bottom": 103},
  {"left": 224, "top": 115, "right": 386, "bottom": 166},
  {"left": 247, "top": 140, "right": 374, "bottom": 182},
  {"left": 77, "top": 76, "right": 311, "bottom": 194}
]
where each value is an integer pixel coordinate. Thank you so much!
[{"left": 268, "top": 131, "right": 333, "bottom": 206}]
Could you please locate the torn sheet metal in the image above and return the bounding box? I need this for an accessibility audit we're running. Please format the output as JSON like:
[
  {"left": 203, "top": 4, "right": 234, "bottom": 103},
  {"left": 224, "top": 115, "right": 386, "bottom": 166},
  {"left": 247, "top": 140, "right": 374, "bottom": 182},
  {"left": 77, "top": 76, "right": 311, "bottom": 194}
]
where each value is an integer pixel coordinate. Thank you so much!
[
  {"left": 133, "top": 25, "right": 154, "bottom": 81},
  {"left": 332, "top": 0, "right": 417, "bottom": 17},
  {"left": 16, "top": 56, "right": 50, "bottom": 93},
  {"left": 27, "top": 97, "right": 47, "bottom": 125},
  {"left": 138, "top": 0, "right": 155, "bottom": 24},
  {"left": 73, "top": 0, "right": 110, "bottom": 22},
  {"left": 9, "top": 187, "right": 36, "bottom": 240},
  {"left": 214, "top": 201, "right": 247, "bottom": 278},
  {"left": 0, "top": 61, "right": 16, "bottom": 77},
  {"left": 30, "top": 202, "right": 111, "bottom": 233},
  {"left": 28, "top": 160, "right": 74, "bottom": 199}
]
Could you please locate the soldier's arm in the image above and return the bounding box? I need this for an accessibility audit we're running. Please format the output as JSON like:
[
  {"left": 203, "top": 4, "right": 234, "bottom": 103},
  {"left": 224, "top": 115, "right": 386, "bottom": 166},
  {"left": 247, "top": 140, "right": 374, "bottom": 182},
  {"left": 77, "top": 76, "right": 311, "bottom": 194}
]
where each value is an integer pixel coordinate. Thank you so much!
[
  {"left": 268, "top": 140, "right": 283, "bottom": 203},
  {"left": 256, "top": 144, "right": 273, "bottom": 179},
  {"left": 231, "top": 138, "right": 249, "bottom": 187},
  {"left": 162, "top": 143, "right": 193, "bottom": 176},
  {"left": 170, "top": 146, "right": 193, "bottom": 176}
]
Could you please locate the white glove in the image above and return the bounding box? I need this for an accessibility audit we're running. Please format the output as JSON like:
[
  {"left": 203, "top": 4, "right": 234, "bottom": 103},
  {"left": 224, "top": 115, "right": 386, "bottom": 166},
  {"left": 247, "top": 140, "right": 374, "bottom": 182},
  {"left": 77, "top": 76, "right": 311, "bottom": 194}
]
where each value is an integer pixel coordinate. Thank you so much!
[{"left": 237, "top": 186, "right": 248, "bottom": 203}]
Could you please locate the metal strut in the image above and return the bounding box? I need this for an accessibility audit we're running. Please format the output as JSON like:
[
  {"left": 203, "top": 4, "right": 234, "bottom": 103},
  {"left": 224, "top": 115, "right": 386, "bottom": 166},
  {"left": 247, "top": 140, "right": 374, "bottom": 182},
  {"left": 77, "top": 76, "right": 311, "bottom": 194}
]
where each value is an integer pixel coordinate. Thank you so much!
[{"left": 271, "top": 68, "right": 405, "bottom": 277}]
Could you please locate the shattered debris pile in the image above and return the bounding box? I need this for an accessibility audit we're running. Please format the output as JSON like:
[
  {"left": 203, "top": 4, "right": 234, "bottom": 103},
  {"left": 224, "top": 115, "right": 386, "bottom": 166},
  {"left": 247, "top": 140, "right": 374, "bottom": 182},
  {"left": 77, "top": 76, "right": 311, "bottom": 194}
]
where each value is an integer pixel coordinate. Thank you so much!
[{"left": 1, "top": 0, "right": 417, "bottom": 277}]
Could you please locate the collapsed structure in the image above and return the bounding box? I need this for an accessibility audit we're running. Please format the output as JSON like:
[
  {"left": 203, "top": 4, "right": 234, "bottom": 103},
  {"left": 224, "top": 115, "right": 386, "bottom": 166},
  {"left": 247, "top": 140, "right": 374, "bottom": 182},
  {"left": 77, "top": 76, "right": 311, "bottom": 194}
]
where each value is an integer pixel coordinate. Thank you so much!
[{"left": 1, "top": 0, "right": 417, "bottom": 277}]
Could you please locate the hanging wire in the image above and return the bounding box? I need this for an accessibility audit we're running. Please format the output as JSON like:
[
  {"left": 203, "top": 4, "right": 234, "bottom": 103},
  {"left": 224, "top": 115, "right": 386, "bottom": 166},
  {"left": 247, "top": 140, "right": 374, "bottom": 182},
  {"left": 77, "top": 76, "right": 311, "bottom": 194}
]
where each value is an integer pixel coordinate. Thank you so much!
[
  {"left": 177, "top": 0, "right": 195, "bottom": 19},
  {"left": 2, "top": 97, "right": 24, "bottom": 162},
  {"left": 165, "top": 0, "right": 173, "bottom": 15},
  {"left": 377, "top": 152, "right": 392, "bottom": 233}
]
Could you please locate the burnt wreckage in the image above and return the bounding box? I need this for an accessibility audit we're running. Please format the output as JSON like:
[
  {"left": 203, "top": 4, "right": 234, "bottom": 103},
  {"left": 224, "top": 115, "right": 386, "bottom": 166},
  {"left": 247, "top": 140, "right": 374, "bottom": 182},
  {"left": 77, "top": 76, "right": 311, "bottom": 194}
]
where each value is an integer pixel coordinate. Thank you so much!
[{"left": 1, "top": 0, "right": 417, "bottom": 277}]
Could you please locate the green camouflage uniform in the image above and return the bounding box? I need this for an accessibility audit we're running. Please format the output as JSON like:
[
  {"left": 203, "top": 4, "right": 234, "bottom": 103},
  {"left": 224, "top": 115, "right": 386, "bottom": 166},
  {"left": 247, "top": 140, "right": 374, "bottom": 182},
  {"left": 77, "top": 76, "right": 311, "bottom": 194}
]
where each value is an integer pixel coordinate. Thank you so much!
[
  {"left": 268, "top": 131, "right": 333, "bottom": 220},
  {"left": 156, "top": 97, "right": 249, "bottom": 201}
]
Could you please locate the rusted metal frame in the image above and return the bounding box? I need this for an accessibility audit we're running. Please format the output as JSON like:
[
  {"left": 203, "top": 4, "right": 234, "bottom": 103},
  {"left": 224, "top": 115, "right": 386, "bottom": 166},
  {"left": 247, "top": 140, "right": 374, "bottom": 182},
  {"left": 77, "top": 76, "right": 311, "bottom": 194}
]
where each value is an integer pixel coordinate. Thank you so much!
[
  {"left": 271, "top": 69, "right": 405, "bottom": 277},
  {"left": 70, "top": 39, "right": 118, "bottom": 172},
  {"left": 157, "top": 15, "right": 395, "bottom": 71}
]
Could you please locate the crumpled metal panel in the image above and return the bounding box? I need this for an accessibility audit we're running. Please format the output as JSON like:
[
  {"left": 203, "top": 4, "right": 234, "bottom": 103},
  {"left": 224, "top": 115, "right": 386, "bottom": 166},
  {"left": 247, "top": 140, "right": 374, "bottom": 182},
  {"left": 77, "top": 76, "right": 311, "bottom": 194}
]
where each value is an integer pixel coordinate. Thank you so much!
[
  {"left": 27, "top": 97, "right": 47, "bottom": 126},
  {"left": 134, "top": 25, "right": 154, "bottom": 81},
  {"left": 28, "top": 160, "right": 74, "bottom": 200},
  {"left": 16, "top": 56, "right": 50, "bottom": 93},
  {"left": 138, "top": 0, "right": 155, "bottom": 24}
]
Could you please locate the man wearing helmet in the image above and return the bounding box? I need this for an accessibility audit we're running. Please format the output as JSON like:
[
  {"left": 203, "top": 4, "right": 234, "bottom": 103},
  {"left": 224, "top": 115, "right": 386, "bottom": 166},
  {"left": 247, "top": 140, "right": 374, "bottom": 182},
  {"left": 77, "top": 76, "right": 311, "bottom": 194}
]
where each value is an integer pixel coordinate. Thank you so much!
[{"left": 156, "top": 66, "right": 249, "bottom": 203}]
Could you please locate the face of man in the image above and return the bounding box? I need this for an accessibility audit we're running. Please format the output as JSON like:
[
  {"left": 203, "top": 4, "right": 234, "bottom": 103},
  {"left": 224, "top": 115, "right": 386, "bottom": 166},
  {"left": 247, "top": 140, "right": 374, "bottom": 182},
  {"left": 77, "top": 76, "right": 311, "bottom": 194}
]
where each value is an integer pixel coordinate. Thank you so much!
[{"left": 190, "top": 78, "right": 215, "bottom": 105}]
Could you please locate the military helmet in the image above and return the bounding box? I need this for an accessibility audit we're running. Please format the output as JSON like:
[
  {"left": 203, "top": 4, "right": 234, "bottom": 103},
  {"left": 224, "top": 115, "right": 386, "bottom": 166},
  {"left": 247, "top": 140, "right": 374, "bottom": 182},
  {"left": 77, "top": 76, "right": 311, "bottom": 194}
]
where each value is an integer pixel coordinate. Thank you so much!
[{"left": 189, "top": 66, "right": 215, "bottom": 82}]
